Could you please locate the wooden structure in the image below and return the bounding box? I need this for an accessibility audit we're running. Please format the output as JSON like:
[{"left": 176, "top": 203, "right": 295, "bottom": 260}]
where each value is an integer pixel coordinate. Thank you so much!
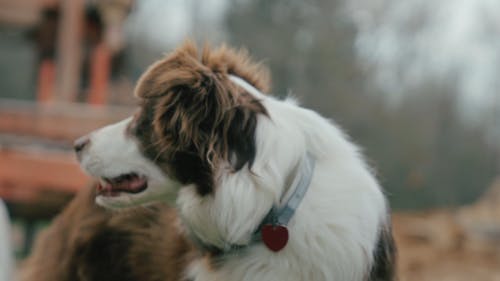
[
  {"left": 0, "top": 0, "right": 133, "bottom": 211},
  {"left": 0, "top": 99, "right": 132, "bottom": 205},
  {"left": 0, "top": 0, "right": 134, "bottom": 256},
  {"left": 0, "top": 99, "right": 132, "bottom": 255}
]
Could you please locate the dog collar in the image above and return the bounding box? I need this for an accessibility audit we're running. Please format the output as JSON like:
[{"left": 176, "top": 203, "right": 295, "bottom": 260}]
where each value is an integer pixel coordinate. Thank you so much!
[
  {"left": 199, "top": 153, "right": 316, "bottom": 256},
  {"left": 253, "top": 152, "right": 316, "bottom": 252}
]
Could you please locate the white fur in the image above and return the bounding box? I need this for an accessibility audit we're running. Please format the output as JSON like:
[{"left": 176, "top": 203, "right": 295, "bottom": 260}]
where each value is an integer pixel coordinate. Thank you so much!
[
  {"left": 78, "top": 117, "right": 180, "bottom": 209},
  {"left": 78, "top": 77, "right": 389, "bottom": 281}
]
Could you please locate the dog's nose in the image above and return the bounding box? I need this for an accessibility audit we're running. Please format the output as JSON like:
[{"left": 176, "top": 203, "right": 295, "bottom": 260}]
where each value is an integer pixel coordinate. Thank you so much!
[{"left": 73, "top": 136, "right": 90, "bottom": 154}]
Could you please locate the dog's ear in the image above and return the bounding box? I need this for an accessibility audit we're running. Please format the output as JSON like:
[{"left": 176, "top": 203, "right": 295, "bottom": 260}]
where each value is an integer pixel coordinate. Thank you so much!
[
  {"left": 134, "top": 41, "right": 209, "bottom": 99},
  {"left": 149, "top": 66, "right": 238, "bottom": 167},
  {"left": 135, "top": 42, "right": 266, "bottom": 172}
]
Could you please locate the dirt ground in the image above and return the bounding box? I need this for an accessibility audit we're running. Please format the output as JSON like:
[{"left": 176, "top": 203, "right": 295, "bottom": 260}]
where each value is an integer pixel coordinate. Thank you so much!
[
  {"left": 395, "top": 182, "right": 500, "bottom": 281},
  {"left": 393, "top": 178, "right": 500, "bottom": 281},
  {"left": 394, "top": 211, "right": 500, "bottom": 281}
]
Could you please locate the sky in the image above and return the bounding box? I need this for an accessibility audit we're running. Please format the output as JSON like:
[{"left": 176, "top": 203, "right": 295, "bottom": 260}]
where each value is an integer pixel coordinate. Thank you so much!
[
  {"left": 125, "top": 0, "right": 228, "bottom": 50},
  {"left": 346, "top": 0, "right": 500, "bottom": 122}
]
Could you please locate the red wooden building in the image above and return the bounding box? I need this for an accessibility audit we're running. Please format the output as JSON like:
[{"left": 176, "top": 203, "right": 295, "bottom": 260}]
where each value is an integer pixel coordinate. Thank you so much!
[{"left": 0, "top": 0, "right": 133, "bottom": 221}]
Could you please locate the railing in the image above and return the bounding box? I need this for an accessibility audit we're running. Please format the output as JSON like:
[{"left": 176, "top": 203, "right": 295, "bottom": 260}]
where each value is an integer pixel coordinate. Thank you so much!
[{"left": 0, "top": 98, "right": 134, "bottom": 204}]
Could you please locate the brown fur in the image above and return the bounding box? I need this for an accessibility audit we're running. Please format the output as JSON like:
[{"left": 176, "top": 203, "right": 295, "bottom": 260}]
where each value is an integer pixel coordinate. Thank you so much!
[
  {"left": 368, "top": 224, "right": 397, "bottom": 281},
  {"left": 20, "top": 42, "right": 271, "bottom": 280},
  {"left": 18, "top": 185, "right": 195, "bottom": 281},
  {"left": 135, "top": 41, "right": 270, "bottom": 99},
  {"left": 130, "top": 42, "right": 269, "bottom": 195}
]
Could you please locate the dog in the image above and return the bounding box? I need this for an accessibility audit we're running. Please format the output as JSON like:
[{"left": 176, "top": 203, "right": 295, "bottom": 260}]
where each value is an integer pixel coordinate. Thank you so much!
[
  {"left": 75, "top": 41, "right": 396, "bottom": 281},
  {"left": 18, "top": 184, "right": 193, "bottom": 281}
]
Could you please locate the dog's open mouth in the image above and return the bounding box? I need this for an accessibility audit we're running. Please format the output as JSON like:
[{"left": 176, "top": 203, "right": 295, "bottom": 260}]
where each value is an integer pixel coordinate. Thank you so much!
[{"left": 97, "top": 173, "right": 148, "bottom": 197}]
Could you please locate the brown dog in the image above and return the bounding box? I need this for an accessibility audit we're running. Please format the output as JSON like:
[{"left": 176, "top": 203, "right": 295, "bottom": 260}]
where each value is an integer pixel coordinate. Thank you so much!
[{"left": 18, "top": 185, "right": 194, "bottom": 281}]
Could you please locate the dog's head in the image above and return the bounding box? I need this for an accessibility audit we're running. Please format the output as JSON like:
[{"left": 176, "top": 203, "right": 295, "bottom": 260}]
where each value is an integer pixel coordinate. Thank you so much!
[{"left": 75, "top": 42, "right": 271, "bottom": 209}]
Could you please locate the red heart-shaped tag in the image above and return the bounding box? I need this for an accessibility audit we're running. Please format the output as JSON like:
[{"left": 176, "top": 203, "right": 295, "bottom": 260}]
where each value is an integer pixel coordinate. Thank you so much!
[{"left": 261, "top": 224, "right": 289, "bottom": 252}]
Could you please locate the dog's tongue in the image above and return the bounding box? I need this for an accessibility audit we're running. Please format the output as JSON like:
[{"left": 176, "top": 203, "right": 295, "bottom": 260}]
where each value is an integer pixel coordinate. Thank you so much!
[
  {"left": 112, "top": 177, "right": 146, "bottom": 192},
  {"left": 97, "top": 175, "right": 147, "bottom": 195},
  {"left": 96, "top": 182, "right": 120, "bottom": 197}
]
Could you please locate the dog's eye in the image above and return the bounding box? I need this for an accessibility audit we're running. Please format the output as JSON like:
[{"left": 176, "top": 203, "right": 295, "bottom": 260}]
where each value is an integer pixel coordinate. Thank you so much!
[
  {"left": 128, "top": 122, "right": 138, "bottom": 136},
  {"left": 126, "top": 112, "right": 142, "bottom": 137},
  {"left": 130, "top": 110, "right": 155, "bottom": 139}
]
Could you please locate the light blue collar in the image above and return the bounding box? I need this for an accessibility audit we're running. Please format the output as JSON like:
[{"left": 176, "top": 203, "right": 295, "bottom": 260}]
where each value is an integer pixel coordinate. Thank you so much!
[
  {"left": 196, "top": 153, "right": 316, "bottom": 256},
  {"left": 261, "top": 152, "right": 316, "bottom": 227}
]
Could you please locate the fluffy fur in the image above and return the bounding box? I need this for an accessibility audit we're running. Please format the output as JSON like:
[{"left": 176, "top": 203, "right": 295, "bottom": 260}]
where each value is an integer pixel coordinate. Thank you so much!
[
  {"left": 76, "top": 41, "right": 395, "bottom": 281},
  {"left": 19, "top": 185, "right": 194, "bottom": 281}
]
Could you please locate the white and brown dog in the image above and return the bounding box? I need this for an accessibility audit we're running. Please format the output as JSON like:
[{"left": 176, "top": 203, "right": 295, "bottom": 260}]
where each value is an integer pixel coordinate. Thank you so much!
[{"left": 75, "top": 42, "right": 395, "bottom": 281}]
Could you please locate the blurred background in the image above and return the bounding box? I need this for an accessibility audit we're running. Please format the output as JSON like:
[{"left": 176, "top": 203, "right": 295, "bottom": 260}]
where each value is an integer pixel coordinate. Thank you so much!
[{"left": 0, "top": 0, "right": 499, "bottom": 280}]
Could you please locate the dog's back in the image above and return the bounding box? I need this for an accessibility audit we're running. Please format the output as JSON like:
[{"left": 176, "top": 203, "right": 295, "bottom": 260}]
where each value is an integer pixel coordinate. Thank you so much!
[{"left": 18, "top": 185, "right": 193, "bottom": 281}]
